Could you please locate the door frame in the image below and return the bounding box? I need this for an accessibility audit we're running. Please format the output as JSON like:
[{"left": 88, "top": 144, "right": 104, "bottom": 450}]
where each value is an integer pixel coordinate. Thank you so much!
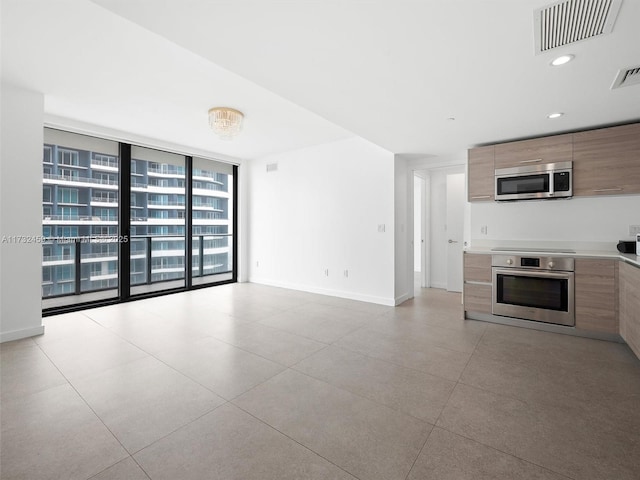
[{"left": 410, "top": 163, "right": 466, "bottom": 293}]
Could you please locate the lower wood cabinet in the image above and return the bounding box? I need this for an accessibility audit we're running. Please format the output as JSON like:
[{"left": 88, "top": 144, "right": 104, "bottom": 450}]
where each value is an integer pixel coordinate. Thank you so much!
[
  {"left": 463, "top": 283, "right": 492, "bottom": 314},
  {"left": 463, "top": 253, "right": 492, "bottom": 314},
  {"left": 574, "top": 259, "right": 618, "bottom": 334},
  {"left": 463, "top": 253, "right": 491, "bottom": 282},
  {"left": 619, "top": 262, "right": 640, "bottom": 358}
]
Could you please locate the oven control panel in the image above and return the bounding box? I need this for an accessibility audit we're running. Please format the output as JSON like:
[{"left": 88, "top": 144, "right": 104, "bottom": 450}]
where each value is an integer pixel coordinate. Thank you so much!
[{"left": 491, "top": 255, "right": 574, "bottom": 272}]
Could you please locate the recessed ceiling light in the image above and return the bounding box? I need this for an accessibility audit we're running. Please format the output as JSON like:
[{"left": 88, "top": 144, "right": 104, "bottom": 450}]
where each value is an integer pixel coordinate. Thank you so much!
[
  {"left": 551, "top": 54, "right": 574, "bottom": 66},
  {"left": 547, "top": 112, "right": 564, "bottom": 119}
]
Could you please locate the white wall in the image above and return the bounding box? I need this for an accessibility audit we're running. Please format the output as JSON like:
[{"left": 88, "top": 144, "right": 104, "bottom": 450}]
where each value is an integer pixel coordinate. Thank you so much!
[
  {"left": 470, "top": 195, "right": 640, "bottom": 250},
  {"left": 248, "top": 137, "right": 396, "bottom": 305},
  {"left": 1, "top": 83, "right": 45, "bottom": 342}
]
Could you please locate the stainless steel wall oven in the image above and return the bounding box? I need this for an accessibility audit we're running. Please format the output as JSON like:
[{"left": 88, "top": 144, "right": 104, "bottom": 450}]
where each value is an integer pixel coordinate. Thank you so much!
[{"left": 492, "top": 254, "right": 575, "bottom": 326}]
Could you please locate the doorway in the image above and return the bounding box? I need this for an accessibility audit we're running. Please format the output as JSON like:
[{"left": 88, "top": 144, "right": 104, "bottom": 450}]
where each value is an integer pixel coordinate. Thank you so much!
[
  {"left": 412, "top": 166, "right": 465, "bottom": 294},
  {"left": 413, "top": 172, "right": 428, "bottom": 289}
]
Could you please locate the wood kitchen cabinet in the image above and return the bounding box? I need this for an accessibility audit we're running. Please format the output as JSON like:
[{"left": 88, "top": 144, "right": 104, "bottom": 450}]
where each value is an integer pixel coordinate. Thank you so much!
[
  {"left": 464, "top": 253, "right": 492, "bottom": 282},
  {"left": 574, "top": 259, "right": 618, "bottom": 334},
  {"left": 494, "top": 133, "right": 573, "bottom": 170},
  {"left": 468, "top": 146, "right": 495, "bottom": 202},
  {"left": 573, "top": 123, "right": 640, "bottom": 197},
  {"left": 463, "top": 253, "right": 492, "bottom": 314},
  {"left": 619, "top": 261, "right": 640, "bottom": 359}
]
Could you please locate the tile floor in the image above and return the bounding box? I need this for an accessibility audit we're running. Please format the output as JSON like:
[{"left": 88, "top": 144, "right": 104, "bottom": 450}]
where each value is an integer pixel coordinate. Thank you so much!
[{"left": 2, "top": 283, "right": 640, "bottom": 480}]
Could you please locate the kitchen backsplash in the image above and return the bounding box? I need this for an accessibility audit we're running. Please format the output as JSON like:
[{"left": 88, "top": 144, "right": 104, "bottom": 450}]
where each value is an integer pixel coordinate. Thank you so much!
[{"left": 469, "top": 194, "right": 639, "bottom": 251}]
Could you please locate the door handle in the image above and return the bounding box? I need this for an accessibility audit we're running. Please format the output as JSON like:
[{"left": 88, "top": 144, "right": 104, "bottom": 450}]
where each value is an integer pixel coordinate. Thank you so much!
[{"left": 448, "top": 239, "right": 458, "bottom": 243}]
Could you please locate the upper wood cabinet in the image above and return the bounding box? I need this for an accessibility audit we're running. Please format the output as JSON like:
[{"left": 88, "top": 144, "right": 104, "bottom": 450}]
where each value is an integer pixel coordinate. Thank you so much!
[
  {"left": 494, "top": 133, "right": 573, "bottom": 170},
  {"left": 573, "top": 123, "right": 640, "bottom": 197},
  {"left": 468, "top": 146, "right": 494, "bottom": 202}
]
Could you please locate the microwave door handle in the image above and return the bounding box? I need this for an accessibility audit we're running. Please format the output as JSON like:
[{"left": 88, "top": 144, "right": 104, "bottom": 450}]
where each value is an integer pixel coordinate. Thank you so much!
[{"left": 549, "top": 172, "right": 554, "bottom": 196}]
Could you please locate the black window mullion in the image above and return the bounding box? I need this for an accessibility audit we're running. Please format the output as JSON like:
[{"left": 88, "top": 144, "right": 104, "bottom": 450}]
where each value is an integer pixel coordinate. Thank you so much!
[
  {"left": 185, "top": 156, "right": 193, "bottom": 288},
  {"left": 118, "top": 143, "right": 131, "bottom": 301},
  {"left": 232, "top": 164, "right": 238, "bottom": 282}
]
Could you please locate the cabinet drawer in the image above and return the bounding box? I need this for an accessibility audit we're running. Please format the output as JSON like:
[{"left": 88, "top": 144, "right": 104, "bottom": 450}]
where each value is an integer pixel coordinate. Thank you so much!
[
  {"left": 464, "top": 253, "right": 492, "bottom": 283},
  {"left": 494, "top": 134, "right": 573, "bottom": 170},
  {"left": 464, "top": 283, "right": 492, "bottom": 314}
]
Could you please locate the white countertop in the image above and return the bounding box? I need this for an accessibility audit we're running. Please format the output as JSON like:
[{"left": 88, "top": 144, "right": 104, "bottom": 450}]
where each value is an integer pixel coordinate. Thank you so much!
[{"left": 464, "top": 246, "right": 640, "bottom": 268}]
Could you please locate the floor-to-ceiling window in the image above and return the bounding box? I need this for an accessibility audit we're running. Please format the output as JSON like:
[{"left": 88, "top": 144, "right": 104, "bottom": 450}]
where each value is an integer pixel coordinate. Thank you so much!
[
  {"left": 130, "top": 147, "right": 186, "bottom": 296},
  {"left": 42, "top": 129, "right": 120, "bottom": 309},
  {"left": 191, "top": 157, "right": 234, "bottom": 286},
  {"left": 42, "top": 128, "right": 238, "bottom": 313}
]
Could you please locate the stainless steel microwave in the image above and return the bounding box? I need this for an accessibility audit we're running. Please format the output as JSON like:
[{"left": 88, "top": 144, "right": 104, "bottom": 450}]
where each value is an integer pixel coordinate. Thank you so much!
[{"left": 495, "top": 161, "right": 572, "bottom": 201}]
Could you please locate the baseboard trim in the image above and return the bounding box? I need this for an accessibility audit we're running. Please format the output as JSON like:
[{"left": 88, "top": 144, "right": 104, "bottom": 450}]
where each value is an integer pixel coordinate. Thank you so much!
[
  {"left": 0, "top": 325, "right": 45, "bottom": 343},
  {"left": 394, "top": 292, "right": 411, "bottom": 306},
  {"left": 248, "top": 277, "right": 396, "bottom": 306}
]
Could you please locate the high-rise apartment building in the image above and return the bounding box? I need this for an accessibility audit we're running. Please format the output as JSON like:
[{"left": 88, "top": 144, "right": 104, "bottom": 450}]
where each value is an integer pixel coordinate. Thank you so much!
[{"left": 42, "top": 129, "right": 234, "bottom": 306}]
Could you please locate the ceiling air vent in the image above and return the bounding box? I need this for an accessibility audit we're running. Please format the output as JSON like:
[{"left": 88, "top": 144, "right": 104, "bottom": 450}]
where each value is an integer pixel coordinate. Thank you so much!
[
  {"left": 611, "top": 66, "right": 640, "bottom": 89},
  {"left": 534, "top": 0, "right": 623, "bottom": 53}
]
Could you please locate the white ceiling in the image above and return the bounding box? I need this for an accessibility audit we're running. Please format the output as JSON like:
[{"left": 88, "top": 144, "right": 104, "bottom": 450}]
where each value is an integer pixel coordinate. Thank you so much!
[{"left": 3, "top": 0, "right": 640, "bottom": 160}]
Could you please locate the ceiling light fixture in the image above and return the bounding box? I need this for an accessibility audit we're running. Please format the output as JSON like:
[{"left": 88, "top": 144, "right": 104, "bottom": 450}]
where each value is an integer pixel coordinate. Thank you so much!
[
  {"left": 208, "top": 107, "right": 244, "bottom": 140},
  {"left": 547, "top": 112, "right": 564, "bottom": 119},
  {"left": 551, "top": 54, "right": 575, "bottom": 66}
]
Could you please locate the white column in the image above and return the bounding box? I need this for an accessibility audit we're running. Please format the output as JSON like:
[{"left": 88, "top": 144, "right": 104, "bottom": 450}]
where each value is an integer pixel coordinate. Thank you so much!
[{"left": 0, "top": 83, "right": 45, "bottom": 342}]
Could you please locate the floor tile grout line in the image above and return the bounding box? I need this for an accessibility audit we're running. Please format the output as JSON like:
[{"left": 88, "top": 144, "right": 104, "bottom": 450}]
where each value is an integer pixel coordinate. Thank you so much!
[
  {"left": 48, "top": 305, "right": 348, "bottom": 407},
  {"left": 256, "top": 312, "right": 373, "bottom": 345},
  {"left": 288, "top": 361, "right": 439, "bottom": 425},
  {"left": 229, "top": 398, "right": 364, "bottom": 480},
  {"left": 68, "top": 310, "right": 293, "bottom": 391},
  {"left": 93, "top": 330, "right": 287, "bottom": 404},
  {"left": 84, "top": 302, "right": 336, "bottom": 371},
  {"left": 429, "top": 323, "right": 489, "bottom": 429},
  {"left": 339, "top": 320, "right": 485, "bottom": 357},
  {"left": 85, "top": 455, "right": 153, "bottom": 480},
  {"left": 35, "top": 325, "right": 242, "bottom": 462},
  {"left": 31, "top": 286, "right": 637, "bottom": 480},
  {"left": 32, "top": 342, "right": 136, "bottom": 470},
  {"left": 332, "top": 340, "right": 464, "bottom": 384},
  {"left": 438, "top": 327, "right": 580, "bottom": 480},
  {"left": 455, "top": 330, "right": 640, "bottom": 434},
  {"left": 434, "top": 426, "right": 577, "bottom": 480},
  {"left": 403, "top": 424, "right": 436, "bottom": 480},
  {"left": 231, "top": 365, "right": 436, "bottom": 471},
  {"left": 286, "top": 343, "right": 334, "bottom": 369},
  {"left": 124, "top": 400, "right": 231, "bottom": 458}
]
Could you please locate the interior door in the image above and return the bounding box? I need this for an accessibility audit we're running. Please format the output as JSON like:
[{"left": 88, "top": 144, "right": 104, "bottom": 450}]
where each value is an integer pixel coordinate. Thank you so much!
[{"left": 446, "top": 173, "right": 465, "bottom": 292}]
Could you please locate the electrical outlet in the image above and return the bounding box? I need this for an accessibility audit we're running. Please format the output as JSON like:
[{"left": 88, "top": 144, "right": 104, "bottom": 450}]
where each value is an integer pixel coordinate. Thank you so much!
[
  {"left": 256, "top": 261, "right": 259, "bottom": 267},
  {"left": 629, "top": 225, "right": 640, "bottom": 236},
  {"left": 324, "top": 269, "right": 329, "bottom": 276},
  {"left": 480, "top": 225, "right": 488, "bottom": 235},
  {"left": 344, "top": 269, "right": 349, "bottom": 278},
  {"left": 377, "top": 224, "right": 385, "bottom": 233}
]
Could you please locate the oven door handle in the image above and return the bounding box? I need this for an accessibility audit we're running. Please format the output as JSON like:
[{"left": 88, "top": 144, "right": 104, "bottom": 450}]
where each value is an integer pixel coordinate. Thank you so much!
[{"left": 493, "top": 268, "right": 573, "bottom": 279}]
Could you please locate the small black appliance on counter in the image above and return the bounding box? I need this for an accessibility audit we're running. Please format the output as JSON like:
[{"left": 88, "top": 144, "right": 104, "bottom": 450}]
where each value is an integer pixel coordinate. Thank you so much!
[{"left": 617, "top": 240, "right": 637, "bottom": 254}]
